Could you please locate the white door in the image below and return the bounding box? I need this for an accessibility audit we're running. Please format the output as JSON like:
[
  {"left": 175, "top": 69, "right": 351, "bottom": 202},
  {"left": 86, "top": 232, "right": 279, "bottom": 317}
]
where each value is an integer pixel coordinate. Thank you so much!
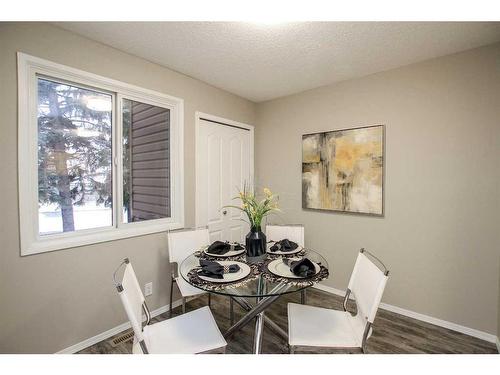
[{"left": 196, "top": 116, "right": 253, "bottom": 243}]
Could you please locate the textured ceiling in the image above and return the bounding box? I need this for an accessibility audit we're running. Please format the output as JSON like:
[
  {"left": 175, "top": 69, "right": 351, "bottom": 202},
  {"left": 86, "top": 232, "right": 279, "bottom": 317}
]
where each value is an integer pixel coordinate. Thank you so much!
[{"left": 55, "top": 22, "right": 500, "bottom": 102}]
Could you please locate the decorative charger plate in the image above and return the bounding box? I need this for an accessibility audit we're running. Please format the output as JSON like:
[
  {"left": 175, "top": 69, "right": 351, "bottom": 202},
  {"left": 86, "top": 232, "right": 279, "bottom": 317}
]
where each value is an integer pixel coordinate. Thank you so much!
[
  {"left": 266, "top": 242, "right": 303, "bottom": 255},
  {"left": 197, "top": 261, "right": 251, "bottom": 283},
  {"left": 202, "top": 243, "right": 246, "bottom": 258},
  {"left": 266, "top": 258, "right": 320, "bottom": 279}
]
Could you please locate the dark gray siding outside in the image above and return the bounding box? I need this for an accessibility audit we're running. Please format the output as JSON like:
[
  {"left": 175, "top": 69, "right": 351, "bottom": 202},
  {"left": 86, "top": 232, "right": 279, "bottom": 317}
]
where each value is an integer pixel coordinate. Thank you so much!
[{"left": 129, "top": 102, "right": 170, "bottom": 221}]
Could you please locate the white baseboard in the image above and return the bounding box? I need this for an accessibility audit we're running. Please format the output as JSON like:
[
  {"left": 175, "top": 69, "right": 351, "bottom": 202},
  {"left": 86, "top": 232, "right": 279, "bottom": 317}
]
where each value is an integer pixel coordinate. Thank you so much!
[
  {"left": 56, "top": 298, "right": 183, "bottom": 354},
  {"left": 312, "top": 283, "right": 498, "bottom": 344},
  {"left": 313, "top": 283, "right": 347, "bottom": 297},
  {"left": 56, "top": 285, "right": 499, "bottom": 354}
]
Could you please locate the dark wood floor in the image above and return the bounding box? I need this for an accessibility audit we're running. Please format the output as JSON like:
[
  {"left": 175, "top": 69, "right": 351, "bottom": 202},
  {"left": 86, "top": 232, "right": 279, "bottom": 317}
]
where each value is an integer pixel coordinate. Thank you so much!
[{"left": 78, "top": 288, "right": 498, "bottom": 354}]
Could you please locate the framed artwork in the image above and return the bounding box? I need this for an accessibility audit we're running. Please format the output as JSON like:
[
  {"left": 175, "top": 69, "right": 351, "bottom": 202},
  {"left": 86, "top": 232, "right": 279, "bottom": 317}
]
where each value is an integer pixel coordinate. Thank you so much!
[{"left": 302, "top": 125, "right": 384, "bottom": 216}]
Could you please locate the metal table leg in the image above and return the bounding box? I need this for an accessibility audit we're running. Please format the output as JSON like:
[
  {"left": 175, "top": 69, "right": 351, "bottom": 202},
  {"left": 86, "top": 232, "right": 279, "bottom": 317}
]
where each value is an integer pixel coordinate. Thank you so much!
[
  {"left": 229, "top": 297, "right": 234, "bottom": 325},
  {"left": 301, "top": 289, "right": 306, "bottom": 304},
  {"left": 253, "top": 277, "right": 265, "bottom": 354},
  {"left": 224, "top": 282, "right": 290, "bottom": 353},
  {"left": 263, "top": 315, "right": 288, "bottom": 340},
  {"left": 231, "top": 295, "right": 288, "bottom": 341},
  {"left": 253, "top": 312, "right": 265, "bottom": 354},
  {"left": 223, "top": 294, "right": 281, "bottom": 339}
]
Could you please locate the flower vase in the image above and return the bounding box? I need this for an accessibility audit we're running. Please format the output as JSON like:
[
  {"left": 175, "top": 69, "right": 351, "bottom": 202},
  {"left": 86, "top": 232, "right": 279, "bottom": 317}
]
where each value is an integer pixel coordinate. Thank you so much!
[{"left": 245, "top": 226, "right": 267, "bottom": 264}]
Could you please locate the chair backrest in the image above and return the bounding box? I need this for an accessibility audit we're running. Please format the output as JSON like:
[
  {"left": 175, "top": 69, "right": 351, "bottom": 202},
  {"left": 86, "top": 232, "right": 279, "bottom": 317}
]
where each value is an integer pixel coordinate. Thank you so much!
[
  {"left": 167, "top": 227, "right": 210, "bottom": 265},
  {"left": 114, "top": 259, "right": 148, "bottom": 352},
  {"left": 265, "top": 224, "right": 305, "bottom": 247},
  {"left": 348, "top": 249, "right": 389, "bottom": 326}
]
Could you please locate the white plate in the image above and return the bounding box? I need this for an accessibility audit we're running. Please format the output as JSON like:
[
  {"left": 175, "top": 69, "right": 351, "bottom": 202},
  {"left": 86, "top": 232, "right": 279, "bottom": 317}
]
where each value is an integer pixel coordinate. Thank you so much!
[
  {"left": 202, "top": 243, "right": 245, "bottom": 257},
  {"left": 198, "top": 261, "right": 251, "bottom": 283},
  {"left": 267, "top": 242, "right": 303, "bottom": 255},
  {"left": 267, "top": 258, "right": 320, "bottom": 279}
]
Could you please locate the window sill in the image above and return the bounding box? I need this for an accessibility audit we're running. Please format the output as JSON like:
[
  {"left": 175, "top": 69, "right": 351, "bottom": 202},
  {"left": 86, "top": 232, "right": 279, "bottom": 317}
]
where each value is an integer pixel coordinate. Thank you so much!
[{"left": 21, "top": 220, "right": 184, "bottom": 256}]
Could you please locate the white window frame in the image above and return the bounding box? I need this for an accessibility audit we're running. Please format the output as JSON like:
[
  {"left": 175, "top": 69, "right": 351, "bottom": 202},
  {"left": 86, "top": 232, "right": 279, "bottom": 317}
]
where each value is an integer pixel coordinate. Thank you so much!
[{"left": 18, "top": 52, "right": 184, "bottom": 256}]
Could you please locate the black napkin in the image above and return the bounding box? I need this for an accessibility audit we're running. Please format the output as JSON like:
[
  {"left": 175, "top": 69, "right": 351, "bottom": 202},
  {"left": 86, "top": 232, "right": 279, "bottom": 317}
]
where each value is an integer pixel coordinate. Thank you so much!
[
  {"left": 270, "top": 238, "right": 298, "bottom": 252},
  {"left": 206, "top": 241, "right": 230, "bottom": 254},
  {"left": 283, "top": 258, "right": 317, "bottom": 278},
  {"left": 198, "top": 259, "right": 241, "bottom": 279},
  {"left": 206, "top": 241, "right": 243, "bottom": 255}
]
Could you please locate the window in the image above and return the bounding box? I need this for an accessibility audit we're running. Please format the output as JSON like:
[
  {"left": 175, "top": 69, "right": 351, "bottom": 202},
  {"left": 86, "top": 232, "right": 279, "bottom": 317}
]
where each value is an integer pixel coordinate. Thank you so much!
[
  {"left": 122, "top": 99, "right": 171, "bottom": 223},
  {"left": 18, "top": 53, "right": 184, "bottom": 255},
  {"left": 37, "top": 78, "right": 113, "bottom": 235}
]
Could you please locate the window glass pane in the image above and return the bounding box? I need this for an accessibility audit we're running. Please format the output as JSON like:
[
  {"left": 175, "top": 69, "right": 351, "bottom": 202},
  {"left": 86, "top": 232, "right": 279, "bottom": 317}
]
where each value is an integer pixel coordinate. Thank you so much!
[
  {"left": 122, "top": 99, "right": 171, "bottom": 223},
  {"left": 37, "top": 78, "right": 113, "bottom": 235}
]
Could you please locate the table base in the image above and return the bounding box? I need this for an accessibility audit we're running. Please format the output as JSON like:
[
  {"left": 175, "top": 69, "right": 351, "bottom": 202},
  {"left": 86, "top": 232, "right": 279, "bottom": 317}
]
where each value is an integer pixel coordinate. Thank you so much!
[{"left": 223, "top": 287, "right": 291, "bottom": 354}]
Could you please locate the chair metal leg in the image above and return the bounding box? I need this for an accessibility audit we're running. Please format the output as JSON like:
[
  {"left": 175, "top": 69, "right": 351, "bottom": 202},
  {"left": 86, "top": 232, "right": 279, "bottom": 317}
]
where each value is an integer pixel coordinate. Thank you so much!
[
  {"left": 229, "top": 297, "right": 234, "bottom": 325},
  {"left": 361, "top": 322, "right": 371, "bottom": 353},
  {"left": 300, "top": 289, "right": 306, "bottom": 304},
  {"left": 169, "top": 277, "right": 175, "bottom": 318},
  {"left": 182, "top": 297, "right": 186, "bottom": 314}
]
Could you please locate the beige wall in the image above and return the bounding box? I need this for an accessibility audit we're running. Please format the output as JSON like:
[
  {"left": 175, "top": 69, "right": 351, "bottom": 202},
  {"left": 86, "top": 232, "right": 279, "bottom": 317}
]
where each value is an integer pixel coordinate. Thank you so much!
[
  {"left": 0, "top": 23, "right": 256, "bottom": 353},
  {"left": 255, "top": 43, "right": 500, "bottom": 335}
]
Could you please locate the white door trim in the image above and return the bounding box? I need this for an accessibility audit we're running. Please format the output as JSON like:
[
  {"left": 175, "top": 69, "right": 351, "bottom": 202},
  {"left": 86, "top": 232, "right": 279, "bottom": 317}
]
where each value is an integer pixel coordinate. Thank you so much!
[{"left": 195, "top": 112, "right": 254, "bottom": 228}]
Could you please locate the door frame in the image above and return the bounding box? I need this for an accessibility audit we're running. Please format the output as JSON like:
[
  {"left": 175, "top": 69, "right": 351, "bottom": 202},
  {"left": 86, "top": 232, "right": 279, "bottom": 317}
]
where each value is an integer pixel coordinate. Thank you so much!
[{"left": 195, "top": 111, "right": 255, "bottom": 228}]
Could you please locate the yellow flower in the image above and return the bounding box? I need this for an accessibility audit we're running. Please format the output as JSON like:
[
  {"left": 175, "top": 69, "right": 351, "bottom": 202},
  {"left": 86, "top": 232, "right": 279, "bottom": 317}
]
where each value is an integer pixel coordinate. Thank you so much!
[{"left": 263, "top": 187, "right": 272, "bottom": 197}]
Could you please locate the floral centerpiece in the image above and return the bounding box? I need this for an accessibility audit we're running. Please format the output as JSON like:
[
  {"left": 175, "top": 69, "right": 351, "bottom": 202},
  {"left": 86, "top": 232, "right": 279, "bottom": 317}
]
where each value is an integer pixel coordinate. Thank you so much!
[{"left": 225, "top": 185, "right": 279, "bottom": 263}]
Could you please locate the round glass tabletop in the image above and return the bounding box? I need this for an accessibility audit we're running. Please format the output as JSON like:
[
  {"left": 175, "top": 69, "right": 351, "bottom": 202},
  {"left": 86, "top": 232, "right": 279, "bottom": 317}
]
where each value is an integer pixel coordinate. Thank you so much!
[{"left": 179, "top": 248, "right": 330, "bottom": 298}]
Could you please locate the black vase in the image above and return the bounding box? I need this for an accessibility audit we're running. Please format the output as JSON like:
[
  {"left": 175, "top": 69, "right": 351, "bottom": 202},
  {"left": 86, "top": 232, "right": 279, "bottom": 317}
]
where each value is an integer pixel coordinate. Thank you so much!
[{"left": 245, "top": 226, "right": 267, "bottom": 264}]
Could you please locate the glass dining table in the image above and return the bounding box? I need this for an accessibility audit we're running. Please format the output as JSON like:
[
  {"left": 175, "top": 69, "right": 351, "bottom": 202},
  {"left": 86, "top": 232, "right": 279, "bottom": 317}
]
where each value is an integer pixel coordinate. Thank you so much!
[{"left": 179, "top": 248, "right": 330, "bottom": 354}]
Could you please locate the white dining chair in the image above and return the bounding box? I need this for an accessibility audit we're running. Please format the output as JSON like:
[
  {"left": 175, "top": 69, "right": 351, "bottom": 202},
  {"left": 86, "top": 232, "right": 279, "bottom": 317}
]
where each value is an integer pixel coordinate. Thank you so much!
[
  {"left": 167, "top": 227, "right": 212, "bottom": 317},
  {"left": 265, "top": 224, "right": 307, "bottom": 304},
  {"left": 287, "top": 248, "right": 389, "bottom": 354},
  {"left": 266, "top": 224, "right": 305, "bottom": 248},
  {"left": 113, "top": 258, "right": 227, "bottom": 354}
]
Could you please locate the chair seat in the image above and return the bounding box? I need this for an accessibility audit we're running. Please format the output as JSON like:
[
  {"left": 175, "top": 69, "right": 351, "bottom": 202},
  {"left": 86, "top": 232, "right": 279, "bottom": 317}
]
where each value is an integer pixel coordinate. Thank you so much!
[
  {"left": 133, "top": 306, "right": 226, "bottom": 354},
  {"left": 288, "top": 303, "right": 366, "bottom": 348},
  {"left": 175, "top": 276, "right": 206, "bottom": 297}
]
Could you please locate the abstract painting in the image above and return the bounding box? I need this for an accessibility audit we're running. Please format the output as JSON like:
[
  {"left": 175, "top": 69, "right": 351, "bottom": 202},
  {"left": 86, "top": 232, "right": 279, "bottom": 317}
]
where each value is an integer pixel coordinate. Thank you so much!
[{"left": 302, "top": 125, "right": 384, "bottom": 215}]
